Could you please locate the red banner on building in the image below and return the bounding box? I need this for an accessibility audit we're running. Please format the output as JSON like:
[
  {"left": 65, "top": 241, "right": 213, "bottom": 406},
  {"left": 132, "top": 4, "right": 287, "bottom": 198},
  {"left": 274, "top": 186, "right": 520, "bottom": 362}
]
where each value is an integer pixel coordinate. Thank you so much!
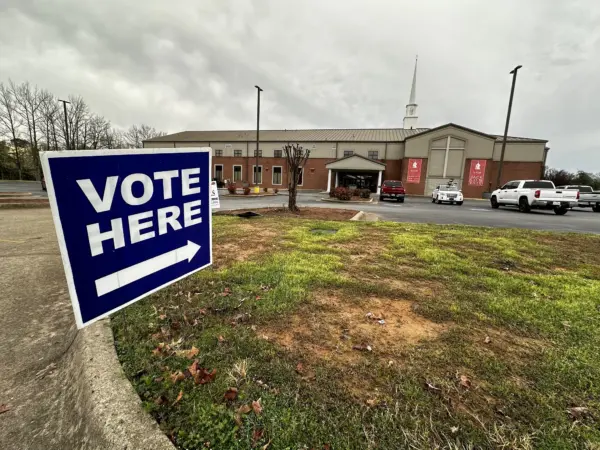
[
  {"left": 468, "top": 160, "right": 487, "bottom": 186},
  {"left": 407, "top": 159, "right": 422, "bottom": 184}
]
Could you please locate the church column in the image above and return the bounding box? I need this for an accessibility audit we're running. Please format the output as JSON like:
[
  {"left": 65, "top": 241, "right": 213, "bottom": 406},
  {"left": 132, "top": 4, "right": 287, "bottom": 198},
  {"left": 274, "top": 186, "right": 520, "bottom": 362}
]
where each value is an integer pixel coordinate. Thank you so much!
[{"left": 326, "top": 169, "right": 332, "bottom": 193}]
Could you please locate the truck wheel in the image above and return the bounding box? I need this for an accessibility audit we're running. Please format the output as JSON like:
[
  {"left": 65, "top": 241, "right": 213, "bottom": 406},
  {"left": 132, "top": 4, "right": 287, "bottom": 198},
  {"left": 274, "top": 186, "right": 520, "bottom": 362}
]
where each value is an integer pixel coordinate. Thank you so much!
[
  {"left": 554, "top": 206, "right": 568, "bottom": 215},
  {"left": 457, "top": 201, "right": 463, "bottom": 206},
  {"left": 491, "top": 196, "right": 500, "bottom": 209},
  {"left": 436, "top": 197, "right": 442, "bottom": 204},
  {"left": 518, "top": 197, "right": 531, "bottom": 213},
  {"left": 593, "top": 204, "right": 600, "bottom": 213},
  {"left": 399, "top": 198, "right": 405, "bottom": 203},
  {"left": 379, "top": 196, "right": 384, "bottom": 202},
  {"left": 431, "top": 197, "right": 436, "bottom": 203}
]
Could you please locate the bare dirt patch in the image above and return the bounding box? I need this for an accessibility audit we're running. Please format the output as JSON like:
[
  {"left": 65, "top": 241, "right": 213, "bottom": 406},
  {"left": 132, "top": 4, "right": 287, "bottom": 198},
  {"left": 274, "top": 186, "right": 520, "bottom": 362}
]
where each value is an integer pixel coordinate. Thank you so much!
[
  {"left": 259, "top": 292, "right": 448, "bottom": 367},
  {"left": 218, "top": 207, "right": 357, "bottom": 221},
  {"left": 213, "top": 223, "right": 280, "bottom": 268}
]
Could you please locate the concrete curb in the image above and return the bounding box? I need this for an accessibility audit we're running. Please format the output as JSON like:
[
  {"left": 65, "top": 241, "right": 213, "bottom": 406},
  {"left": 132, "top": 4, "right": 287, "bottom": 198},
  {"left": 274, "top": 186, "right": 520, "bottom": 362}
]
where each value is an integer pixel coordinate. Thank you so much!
[
  {"left": 72, "top": 319, "right": 175, "bottom": 450},
  {"left": 0, "top": 203, "right": 50, "bottom": 209},
  {"left": 320, "top": 197, "right": 374, "bottom": 204},
  {"left": 350, "top": 211, "right": 380, "bottom": 222},
  {"left": 350, "top": 211, "right": 365, "bottom": 221}
]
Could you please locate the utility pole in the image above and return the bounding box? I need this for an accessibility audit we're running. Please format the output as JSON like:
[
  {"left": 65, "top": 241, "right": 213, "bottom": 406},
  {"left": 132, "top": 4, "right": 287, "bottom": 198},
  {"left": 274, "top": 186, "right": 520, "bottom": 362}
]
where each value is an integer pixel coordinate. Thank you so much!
[
  {"left": 496, "top": 65, "right": 522, "bottom": 188},
  {"left": 254, "top": 85, "right": 263, "bottom": 185},
  {"left": 58, "top": 99, "right": 71, "bottom": 150}
]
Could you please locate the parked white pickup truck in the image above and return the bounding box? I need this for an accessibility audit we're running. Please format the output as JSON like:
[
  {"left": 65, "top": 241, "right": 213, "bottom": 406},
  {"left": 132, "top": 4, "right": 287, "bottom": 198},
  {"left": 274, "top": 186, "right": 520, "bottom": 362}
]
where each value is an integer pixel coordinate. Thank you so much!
[
  {"left": 490, "top": 180, "right": 579, "bottom": 215},
  {"left": 557, "top": 185, "right": 600, "bottom": 212}
]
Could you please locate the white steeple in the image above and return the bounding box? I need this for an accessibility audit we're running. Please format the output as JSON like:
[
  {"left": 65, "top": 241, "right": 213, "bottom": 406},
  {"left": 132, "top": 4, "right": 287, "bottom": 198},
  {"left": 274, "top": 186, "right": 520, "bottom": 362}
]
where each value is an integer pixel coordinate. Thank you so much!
[{"left": 403, "top": 55, "right": 419, "bottom": 129}]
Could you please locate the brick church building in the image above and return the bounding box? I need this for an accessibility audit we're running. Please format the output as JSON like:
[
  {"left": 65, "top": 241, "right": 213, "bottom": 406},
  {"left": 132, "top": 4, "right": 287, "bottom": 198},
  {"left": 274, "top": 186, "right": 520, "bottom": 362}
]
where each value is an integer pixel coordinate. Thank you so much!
[{"left": 144, "top": 59, "right": 548, "bottom": 198}]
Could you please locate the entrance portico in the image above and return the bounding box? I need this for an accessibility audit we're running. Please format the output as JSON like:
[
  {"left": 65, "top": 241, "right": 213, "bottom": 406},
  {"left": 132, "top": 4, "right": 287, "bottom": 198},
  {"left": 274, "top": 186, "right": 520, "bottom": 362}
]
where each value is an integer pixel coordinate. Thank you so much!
[{"left": 325, "top": 155, "right": 386, "bottom": 194}]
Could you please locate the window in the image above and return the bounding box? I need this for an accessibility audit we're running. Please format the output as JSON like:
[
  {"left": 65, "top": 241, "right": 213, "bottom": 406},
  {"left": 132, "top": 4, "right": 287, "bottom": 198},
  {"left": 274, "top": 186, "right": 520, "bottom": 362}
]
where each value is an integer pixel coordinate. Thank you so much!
[
  {"left": 233, "top": 165, "right": 242, "bottom": 182},
  {"left": 297, "top": 167, "right": 304, "bottom": 186},
  {"left": 234, "top": 149, "right": 242, "bottom": 157},
  {"left": 252, "top": 165, "right": 263, "bottom": 184},
  {"left": 274, "top": 150, "right": 282, "bottom": 158},
  {"left": 214, "top": 149, "right": 223, "bottom": 157},
  {"left": 368, "top": 150, "right": 378, "bottom": 160},
  {"left": 272, "top": 166, "right": 282, "bottom": 185},
  {"left": 343, "top": 150, "right": 353, "bottom": 157},
  {"left": 384, "top": 181, "right": 403, "bottom": 188},
  {"left": 501, "top": 181, "right": 519, "bottom": 190},
  {"left": 254, "top": 149, "right": 262, "bottom": 157},
  {"left": 214, "top": 164, "right": 223, "bottom": 182},
  {"left": 522, "top": 181, "right": 555, "bottom": 189}
]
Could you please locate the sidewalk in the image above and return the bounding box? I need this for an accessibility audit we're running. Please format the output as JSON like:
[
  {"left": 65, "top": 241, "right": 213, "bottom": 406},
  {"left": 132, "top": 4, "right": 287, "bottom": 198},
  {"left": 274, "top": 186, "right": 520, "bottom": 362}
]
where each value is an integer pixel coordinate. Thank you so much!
[{"left": 0, "top": 209, "right": 85, "bottom": 449}]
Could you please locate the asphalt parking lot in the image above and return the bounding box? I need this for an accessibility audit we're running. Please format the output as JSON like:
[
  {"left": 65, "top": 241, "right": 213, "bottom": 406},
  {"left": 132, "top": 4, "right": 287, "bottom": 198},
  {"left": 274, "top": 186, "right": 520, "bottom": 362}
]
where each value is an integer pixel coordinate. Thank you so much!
[
  {"left": 1, "top": 181, "right": 598, "bottom": 233},
  {"left": 220, "top": 192, "right": 600, "bottom": 234}
]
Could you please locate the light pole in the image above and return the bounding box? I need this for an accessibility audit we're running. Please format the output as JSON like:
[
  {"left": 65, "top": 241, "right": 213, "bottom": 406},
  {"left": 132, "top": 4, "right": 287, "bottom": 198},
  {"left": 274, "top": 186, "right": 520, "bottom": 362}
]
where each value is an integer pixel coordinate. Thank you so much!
[
  {"left": 254, "top": 85, "right": 262, "bottom": 186},
  {"left": 496, "top": 65, "right": 522, "bottom": 188},
  {"left": 58, "top": 99, "right": 70, "bottom": 150}
]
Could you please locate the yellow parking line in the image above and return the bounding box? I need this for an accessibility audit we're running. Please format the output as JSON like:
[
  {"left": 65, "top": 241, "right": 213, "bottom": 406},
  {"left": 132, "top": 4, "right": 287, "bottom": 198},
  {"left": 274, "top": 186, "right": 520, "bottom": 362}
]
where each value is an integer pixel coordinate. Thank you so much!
[{"left": 0, "top": 239, "right": 26, "bottom": 244}]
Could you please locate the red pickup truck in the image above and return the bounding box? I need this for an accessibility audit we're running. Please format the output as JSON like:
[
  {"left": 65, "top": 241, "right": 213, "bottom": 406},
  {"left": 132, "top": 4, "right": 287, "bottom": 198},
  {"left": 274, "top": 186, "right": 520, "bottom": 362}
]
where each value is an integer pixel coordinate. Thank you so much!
[{"left": 379, "top": 180, "right": 405, "bottom": 203}]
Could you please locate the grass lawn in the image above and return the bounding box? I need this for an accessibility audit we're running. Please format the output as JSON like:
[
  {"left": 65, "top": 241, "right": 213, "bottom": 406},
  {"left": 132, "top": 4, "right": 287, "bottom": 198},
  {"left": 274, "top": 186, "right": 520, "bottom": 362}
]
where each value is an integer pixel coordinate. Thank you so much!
[{"left": 112, "top": 215, "right": 600, "bottom": 449}]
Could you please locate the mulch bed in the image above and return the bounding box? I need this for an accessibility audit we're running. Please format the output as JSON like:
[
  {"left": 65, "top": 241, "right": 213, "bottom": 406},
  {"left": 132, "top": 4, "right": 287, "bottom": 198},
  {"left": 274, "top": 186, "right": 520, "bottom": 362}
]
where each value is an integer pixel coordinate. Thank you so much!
[{"left": 217, "top": 207, "right": 357, "bottom": 221}]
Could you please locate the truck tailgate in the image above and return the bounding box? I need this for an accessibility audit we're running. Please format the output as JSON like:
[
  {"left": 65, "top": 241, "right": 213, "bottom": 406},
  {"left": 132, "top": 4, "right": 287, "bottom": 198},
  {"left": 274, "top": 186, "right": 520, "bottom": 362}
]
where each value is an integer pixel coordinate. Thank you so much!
[{"left": 539, "top": 189, "right": 578, "bottom": 201}]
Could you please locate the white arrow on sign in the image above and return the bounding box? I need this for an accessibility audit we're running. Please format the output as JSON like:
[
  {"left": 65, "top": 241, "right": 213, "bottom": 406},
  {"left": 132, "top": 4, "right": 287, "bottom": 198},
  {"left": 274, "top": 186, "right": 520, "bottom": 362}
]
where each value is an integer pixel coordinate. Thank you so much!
[{"left": 95, "top": 240, "right": 201, "bottom": 297}]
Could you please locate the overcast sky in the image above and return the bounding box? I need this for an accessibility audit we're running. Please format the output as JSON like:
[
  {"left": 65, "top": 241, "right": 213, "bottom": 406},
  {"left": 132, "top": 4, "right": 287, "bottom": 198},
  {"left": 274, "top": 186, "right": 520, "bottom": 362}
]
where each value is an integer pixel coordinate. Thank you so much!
[{"left": 1, "top": 0, "right": 598, "bottom": 170}]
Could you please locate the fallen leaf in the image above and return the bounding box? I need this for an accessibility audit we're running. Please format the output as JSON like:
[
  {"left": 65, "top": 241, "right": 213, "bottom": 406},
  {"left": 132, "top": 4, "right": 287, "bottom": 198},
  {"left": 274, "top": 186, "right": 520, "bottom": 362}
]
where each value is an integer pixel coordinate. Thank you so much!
[
  {"left": 194, "top": 368, "right": 217, "bottom": 385},
  {"left": 568, "top": 406, "right": 592, "bottom": 420},
  {"left": 176, "top": 346, "right": 199, "bottom": 359},
  {"left": 170, "top": 371, "right": 185, "bottom": 383},
  {"left": 153, "top": 376, "right": 164, "bottom": 383},
  {"left": 366, "top": 399, "right": 377, "bottom": 407},
  {"left": 234, "top": 414, "right": 243, "bottom": 426},
  {"left": 224, "top": 387, "right": 239, "bottom": 401},
  {"left": 159, "top": 314, "right": 167, "bottom": 320},
  {"left": 0, "top": 404, "right": 10, "bottom": 415},
  {"left": 188, "top": 360, "right": 199, "bottom": 377},
  {"left": 237, "top": 404, "right": 252, "bottom": 415},
  {"left": 296, "top": 362, "right": 304, "bottom": 374},
  {"left": 251, "top": 325, "right": 257, "bottom": 331},
  {"left": 252, "top": 399, "right": 263, "bottom": 415},
  {"left": 450, "top": 426, "right": 459, "bottom": 434},
  {"left": 459, "top": 375, "right": 472, "bottom": 389},
  {"left": 218, "top": 335, "right": 225, "bottom": 343},
  {"left": 152, "top": 342, "right": 172, "bottom": 356},
  {"left": 261, "top": 440, "right": 272, "bottom": 450},
  {"left": 172, "top": 390, "right": 183, "bottom": 406},
  {"left": 221, "top": 287, "right": 232, "bottom": 297},
  {"left": 323, "top": 445, "right": 331, "bottom": 450},
  {"left": 154, "top": 395, "right": 168, "bottom": 406},
  {"left": 484, "top": 336, "right": 491, "bottom": 344},
  {"left": 255, "top": 296, "right": 262, "bottom": 300},
  {"left": 252, "top": 428, "right": 264, "bottom": 446}
]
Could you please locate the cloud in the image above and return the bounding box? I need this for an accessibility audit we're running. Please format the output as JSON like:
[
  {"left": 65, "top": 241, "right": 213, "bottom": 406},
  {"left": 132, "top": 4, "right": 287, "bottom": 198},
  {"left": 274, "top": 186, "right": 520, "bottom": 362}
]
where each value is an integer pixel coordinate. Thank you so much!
[{"left": 1, "top": 0, "right": 599, "bottom": 170}]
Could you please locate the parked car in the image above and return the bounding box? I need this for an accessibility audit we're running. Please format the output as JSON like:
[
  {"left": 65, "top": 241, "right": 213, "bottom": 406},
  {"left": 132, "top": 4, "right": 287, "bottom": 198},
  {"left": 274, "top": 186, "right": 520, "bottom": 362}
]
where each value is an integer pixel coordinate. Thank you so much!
[
  {"left": 556, "top": 185, "right": 600, "bottom": 212},
  {"left": 41, "top": 176, "right": 46, "bottom": 191},
  {"left": 431, "top": 185, "right": 463, "bottom": 205},
  {"left": 379, "top": 180, "right": 405, "bottom": 202},
  {"left": 490, "top": 180, "right": 579, "bottom": 215}
]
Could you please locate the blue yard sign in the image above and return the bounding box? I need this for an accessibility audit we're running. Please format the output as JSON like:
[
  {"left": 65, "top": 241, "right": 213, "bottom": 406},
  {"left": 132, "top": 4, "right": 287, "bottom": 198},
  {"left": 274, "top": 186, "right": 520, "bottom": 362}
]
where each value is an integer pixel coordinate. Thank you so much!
[{"left": 41, "top": 148, "right": 213, "bottom": 328}]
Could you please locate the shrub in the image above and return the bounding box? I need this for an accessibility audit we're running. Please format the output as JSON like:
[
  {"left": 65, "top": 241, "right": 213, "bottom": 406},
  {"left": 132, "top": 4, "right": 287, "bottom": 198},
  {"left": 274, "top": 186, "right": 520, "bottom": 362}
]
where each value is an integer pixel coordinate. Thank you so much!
[
  {"left": 352, "top": 188, "right": 361, "bottom": 197},
  {"left": 226, "top": 183, "right": 236, "bottom": 194},
  {"left": 333, "top": 187, "right": 351, "bottom": 201},
  {"left": 274, "top": 188, "right": 279, "bottom": 194},
  {"left": 243, "top": 187, "right": 251, "bottom": 195},
  {"left": 359, "top": 189, "right": 371, "bottom": 199},
  {"left": 329, "top": 189, "right": 336, "bottom": 198},
  {"left": 263, "top": 187, "right": 269, "bottom": 193}
]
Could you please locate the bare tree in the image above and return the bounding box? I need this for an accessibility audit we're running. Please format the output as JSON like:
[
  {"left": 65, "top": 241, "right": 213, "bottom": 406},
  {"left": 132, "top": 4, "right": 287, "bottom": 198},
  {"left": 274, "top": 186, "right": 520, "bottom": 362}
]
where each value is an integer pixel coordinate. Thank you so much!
[
  {"left": 38, "top": 90, "right": 59, "bottom": 151},
  {"left": 11, "top": 81, "right": 44, "bottom": 179},
  {"left": 124, "top": 124, "right": 166, "bottom": 148},
  {"left": 283, "top": 143, "right": 310, "bottom": 212},
  {"left": 0, "top": 83, "right": 24, "bottom": 179}
]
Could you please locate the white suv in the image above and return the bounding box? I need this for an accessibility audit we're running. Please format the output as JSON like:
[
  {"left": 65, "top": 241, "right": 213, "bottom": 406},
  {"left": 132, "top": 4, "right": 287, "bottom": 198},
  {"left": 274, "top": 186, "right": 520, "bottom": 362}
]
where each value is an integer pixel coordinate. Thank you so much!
[{"left": 432, "top": 185, "right": 463, "bottom": 205}]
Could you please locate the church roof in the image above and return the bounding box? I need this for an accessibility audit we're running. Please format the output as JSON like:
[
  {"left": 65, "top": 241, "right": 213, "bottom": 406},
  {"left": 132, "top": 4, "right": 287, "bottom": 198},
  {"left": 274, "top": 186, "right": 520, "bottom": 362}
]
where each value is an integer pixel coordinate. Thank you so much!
[{"left": 145, "top": 126, "right": 547, "bottom": 144}]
